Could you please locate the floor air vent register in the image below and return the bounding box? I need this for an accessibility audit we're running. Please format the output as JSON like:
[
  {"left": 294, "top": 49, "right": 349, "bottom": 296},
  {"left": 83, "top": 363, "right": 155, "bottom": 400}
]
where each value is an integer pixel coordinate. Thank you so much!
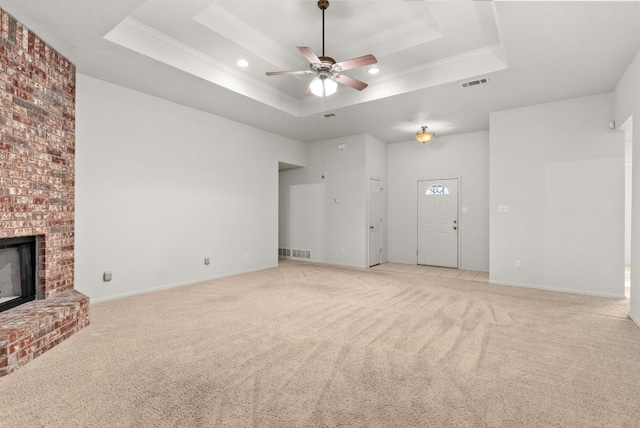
[{"left": 278, "top": 248, "right": 312, "bottom": 260}]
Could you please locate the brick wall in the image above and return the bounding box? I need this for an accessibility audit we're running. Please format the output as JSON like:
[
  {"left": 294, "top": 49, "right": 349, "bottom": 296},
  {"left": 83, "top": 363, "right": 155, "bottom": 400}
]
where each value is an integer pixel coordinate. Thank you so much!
[
  {"left": 0, "top": 8, "right": 88, "bottom": 376},
  {"left": 0, "top": 8, "right": 75, "bottom": 298}
]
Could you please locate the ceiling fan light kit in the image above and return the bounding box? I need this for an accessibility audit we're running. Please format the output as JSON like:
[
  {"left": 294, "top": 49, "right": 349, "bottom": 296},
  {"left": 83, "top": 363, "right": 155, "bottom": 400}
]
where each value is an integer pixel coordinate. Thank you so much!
[
  {"left": 265, "top": 0, "right": 377, "bottom": 97},
  {"left": 310, "top": 74, "right": 337, "bottom": 96},
  {"left": 416, "top": 126, "right": 435, "bottom": 143}
]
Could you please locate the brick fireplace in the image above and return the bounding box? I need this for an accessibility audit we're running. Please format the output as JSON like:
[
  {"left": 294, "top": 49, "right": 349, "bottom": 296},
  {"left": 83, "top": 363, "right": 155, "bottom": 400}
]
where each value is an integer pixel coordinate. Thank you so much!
[{"left": 0, "top": 8, "right": 89, "bottom": 376}]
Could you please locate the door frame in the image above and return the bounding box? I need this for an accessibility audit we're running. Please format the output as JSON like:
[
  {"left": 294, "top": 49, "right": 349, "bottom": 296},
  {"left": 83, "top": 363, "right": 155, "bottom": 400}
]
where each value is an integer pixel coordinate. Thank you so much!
[{"left": 416, "top": 177, "right": 461, "bottom": 268}]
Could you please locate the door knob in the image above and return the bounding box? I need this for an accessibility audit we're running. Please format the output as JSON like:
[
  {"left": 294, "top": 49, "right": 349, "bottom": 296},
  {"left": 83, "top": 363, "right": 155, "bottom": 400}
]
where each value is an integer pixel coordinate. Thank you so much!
[
  {"left": 370, "top": 226, "right": 374, "bottom": 229},
  {"left": 453, "top": 226, "right": 457, "bottom": 230}
]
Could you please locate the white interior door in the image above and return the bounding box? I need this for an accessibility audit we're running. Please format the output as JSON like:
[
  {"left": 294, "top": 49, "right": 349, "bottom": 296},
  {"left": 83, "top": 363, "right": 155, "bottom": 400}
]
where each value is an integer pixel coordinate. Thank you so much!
[
  {"left": 417, "top": 179, "right": 458, "bottom": 268},
  {"left": 369, "top": 178, "right": 382, "bottom": 267}
]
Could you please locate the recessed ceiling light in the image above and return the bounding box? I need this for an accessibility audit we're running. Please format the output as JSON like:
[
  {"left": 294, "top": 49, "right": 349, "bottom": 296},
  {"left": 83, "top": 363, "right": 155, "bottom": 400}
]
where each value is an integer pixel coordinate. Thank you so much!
[
  {"left": 237, "top": 59, "right": 249, "bottom": 68},
  {"left": 368, "top": 67, "right": 380, "bottom": 75}
]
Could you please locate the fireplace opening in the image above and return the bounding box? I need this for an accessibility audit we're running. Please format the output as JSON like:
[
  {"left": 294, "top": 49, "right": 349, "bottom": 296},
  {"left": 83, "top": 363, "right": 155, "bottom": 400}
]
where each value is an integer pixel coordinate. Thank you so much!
[{"left": 0, "top": 236, "right": 37, "bottom": 313}]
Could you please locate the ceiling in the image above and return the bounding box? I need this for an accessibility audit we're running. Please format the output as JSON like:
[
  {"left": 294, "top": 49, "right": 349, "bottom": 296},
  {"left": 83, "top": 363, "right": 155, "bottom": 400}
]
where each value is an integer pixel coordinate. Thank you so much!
[{"left": 3, "top": 0, "right": 640, "bottom": 144}]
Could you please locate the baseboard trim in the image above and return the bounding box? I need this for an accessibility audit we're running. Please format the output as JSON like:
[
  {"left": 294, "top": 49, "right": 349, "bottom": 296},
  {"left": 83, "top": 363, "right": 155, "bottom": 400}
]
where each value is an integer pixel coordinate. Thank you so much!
[
  {"left": 280, "top": 258, "right": 368, "bottom": 270},
  {"left": 489, "top": 280, "right": 626, "bottom": 300},
  {"left": 88, "top": 264, "right": 278, "bottom": 304}
]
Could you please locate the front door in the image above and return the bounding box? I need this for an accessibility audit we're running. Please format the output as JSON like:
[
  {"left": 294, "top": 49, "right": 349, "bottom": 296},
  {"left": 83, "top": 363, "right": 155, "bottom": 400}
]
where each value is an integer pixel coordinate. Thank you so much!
[{"left": 417, "top": 179, "right": 458, "bottom": 268}]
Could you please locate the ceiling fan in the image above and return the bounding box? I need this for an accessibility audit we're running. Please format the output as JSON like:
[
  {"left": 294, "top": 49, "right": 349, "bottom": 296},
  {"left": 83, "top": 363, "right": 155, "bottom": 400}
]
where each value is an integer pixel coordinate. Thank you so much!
[{"left": 265, "top": 0, "right": 377, "bottom": 97}]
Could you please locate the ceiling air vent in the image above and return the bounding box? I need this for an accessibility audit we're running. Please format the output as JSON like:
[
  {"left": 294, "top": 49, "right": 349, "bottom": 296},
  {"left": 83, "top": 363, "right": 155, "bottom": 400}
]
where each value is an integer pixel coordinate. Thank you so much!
[
  {"left": 322, "top": 112, "right": 336, "bottom": 118},
  {"left": 461, "top": 77, "right": 490, "bottom": 88}
]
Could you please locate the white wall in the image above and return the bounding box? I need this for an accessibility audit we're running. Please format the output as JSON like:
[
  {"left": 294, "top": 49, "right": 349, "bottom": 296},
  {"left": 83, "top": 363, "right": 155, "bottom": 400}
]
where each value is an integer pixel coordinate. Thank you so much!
[
  {"left": 615, "top": 47, "right": 640, "bottom": 325},
  {"left": 490, "top": 93, "right": 625, "bottom": 298},
  {"left": 279, "top": 134, "right": 384, "bottom": 268},
  {"left": 387, "top": 131, "right": 490, "bottom": 271},
  {"left": 75, "top": 74, "right": 305, "bottom": 302}
]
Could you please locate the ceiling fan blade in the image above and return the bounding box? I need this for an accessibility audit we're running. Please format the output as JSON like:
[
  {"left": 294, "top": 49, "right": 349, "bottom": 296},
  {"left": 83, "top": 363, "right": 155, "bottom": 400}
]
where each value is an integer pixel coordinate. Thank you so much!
[
  {"left": 297, "top": 46, "right": 321, "bottom": 64},
  {"left": 335, "top": 54, "right": 377, "bottom": 72},
  {"left": 266, "top": 70, "right": 314, "bottom": 76},
  {"left": 334, "top": 74, "right": 368, "bottom": 91}
]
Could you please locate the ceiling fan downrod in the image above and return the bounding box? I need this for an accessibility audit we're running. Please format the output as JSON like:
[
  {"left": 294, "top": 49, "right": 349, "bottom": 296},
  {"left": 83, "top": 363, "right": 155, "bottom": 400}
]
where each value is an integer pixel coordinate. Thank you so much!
[{"left": 318, "top": 0, "right": 329, "bottom": 58}]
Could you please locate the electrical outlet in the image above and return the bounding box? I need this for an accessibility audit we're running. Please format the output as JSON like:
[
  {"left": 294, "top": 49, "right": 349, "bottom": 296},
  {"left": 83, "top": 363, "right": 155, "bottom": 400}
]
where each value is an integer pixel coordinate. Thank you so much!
[
  {"left": 244, "top": 252, "right": 249, "bottom": 259},
  {"left": 340, "top": 248, "right": 345, "bottom": 254},
  {"left": 515, "top": 260, "right": 521, "bottom": 268},
  {"left": 103, "top": 271, "right": 112, "bottom": 282},
  {"left": 204, "top": 257, "right": 210, "bottom": 265}
]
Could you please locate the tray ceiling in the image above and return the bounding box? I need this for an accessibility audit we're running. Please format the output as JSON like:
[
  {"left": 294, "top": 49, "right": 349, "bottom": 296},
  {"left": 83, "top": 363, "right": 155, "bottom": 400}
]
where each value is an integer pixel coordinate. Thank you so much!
[{"left": 3, "top": 0, "right": 640, "bottom": 143}]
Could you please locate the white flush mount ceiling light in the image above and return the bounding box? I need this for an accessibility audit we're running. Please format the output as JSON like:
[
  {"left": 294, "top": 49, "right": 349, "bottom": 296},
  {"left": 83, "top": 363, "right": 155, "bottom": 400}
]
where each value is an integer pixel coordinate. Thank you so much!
[
  {"left": 265, "top": 0, "right": 377, "bottom": 97},
  {"left": 368, "top": 67, "right": 380, "bottom": 75},
  {"left": 236, "top": 59, "right": 249, "bottom": 67},
  {"left": 416, "top": 125, "right": 435, "bottom": 143}
]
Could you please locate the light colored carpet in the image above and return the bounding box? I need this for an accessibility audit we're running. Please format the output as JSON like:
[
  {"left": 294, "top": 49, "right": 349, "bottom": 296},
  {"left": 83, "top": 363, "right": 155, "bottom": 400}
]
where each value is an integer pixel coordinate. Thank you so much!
[{"left": 1, "top": 260, "right": 639, "bottom": 427}]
